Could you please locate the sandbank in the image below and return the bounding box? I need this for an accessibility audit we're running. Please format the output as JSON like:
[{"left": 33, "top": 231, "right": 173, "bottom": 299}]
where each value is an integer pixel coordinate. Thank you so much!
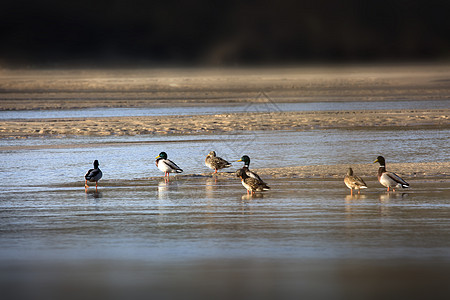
[{"left": 0, "top": 109, "right": 448, "bottom": 138}]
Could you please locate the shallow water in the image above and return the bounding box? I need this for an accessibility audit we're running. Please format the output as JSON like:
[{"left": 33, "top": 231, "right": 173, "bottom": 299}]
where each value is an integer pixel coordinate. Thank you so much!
[
  {"left": 1, "top": 99, "right": 449, "bottom": 120},
  {"left": 0, "top": 128, "right": 448, "bottom": 188},
  {"left": 1, "top": 176, "right": 450, "bottom": 300},
  {"left": 1, "top": 125, "right": 450, "bottom": 299}
]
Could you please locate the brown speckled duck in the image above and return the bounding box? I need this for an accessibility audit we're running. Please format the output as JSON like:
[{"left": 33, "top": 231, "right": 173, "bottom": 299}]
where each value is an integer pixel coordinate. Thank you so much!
[
  {"left": 344, "top": 167, "right": 367, "bottom": 195},
  {"left": 205, "top": 151, "right": 232, "bottom": 173}
]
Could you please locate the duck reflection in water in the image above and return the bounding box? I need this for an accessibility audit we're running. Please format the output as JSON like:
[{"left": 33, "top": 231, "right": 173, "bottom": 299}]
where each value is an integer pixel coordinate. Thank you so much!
[
  {"left": 241, "top": 193, "right": 264, "bottom": 201},
  {"left": 85, "top": 190, "right": 102, "bottom": 199},
  {"left": 345, "top": 193, "right": 367, "bottom": 202},
  {"left": 379, "top": 192, "right": 408, "bottom": 202}
]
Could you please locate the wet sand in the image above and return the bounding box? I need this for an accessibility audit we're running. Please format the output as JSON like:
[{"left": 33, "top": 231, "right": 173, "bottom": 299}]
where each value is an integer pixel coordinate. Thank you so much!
[
  {"left": 192, "top": 161, "right": 450, "bottom": 180},
  {"left": 0, "top": 109, "right": 449, "bottom": 138}
]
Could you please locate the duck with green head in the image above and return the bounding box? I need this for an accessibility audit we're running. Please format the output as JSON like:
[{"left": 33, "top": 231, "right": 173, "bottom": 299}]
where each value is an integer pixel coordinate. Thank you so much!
[
  {"left": 85, "top": 160, "right": 102, "bottom": 191},
  {"left": 156, "top": 152, "right": 183, "bottom": 178},
  {"left": 236, "top": 155, "right": 267, "bottom": 185},
  {"left": 374, "top": 156, "right": 409, "bottom": 192}
]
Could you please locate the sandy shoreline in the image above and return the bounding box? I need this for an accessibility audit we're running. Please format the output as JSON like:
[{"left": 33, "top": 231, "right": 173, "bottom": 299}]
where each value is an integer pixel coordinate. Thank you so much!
[{"left": 1, "top": 109, "right": 449, "bottom": 138}]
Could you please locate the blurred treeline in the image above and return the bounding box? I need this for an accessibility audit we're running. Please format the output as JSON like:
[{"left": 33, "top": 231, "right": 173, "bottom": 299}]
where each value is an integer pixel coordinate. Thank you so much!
[{"left": 1, "top": 0, "right": 449, "bottom": 67}]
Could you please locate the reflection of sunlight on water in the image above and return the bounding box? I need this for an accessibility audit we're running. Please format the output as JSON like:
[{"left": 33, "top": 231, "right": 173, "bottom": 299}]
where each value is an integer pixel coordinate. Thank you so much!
[
  {"left": 2, "top": 178, "right": 450, "bottom": 299},
  {"left": 205, "top": 177, "right": 218, "bottom": 198},
  {"left": 157, "top": 180, "right": 173, "bottom": 202},
  {"left": 344, "top": 194, "right": 367, "bottom": 216}
]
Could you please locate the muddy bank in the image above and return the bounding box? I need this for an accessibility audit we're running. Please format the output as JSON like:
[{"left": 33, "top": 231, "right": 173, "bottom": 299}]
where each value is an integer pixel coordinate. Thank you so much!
[{"left": 1, "top": 65, "right": 450, "bottom": 110}]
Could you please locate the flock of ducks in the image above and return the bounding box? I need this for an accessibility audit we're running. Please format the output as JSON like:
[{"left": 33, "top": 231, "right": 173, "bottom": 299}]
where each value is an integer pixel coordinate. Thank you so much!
[{"left": 85, "top": 154, "right": 409, "bottom": 195}]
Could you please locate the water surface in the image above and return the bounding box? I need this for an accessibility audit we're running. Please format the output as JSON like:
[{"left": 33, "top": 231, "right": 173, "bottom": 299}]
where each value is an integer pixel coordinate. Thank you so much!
[
  {"left": 1, "top": 99, "right": 448, "bottom": 120},
  {"left": 1, "top": 177, "right": 450, "bottom": 300},
  {"left": 1, "top": 128, "right": 448, "bottom": 188},
  {"left": 1, "top": 125, "right": 450, "bottom": 299}
]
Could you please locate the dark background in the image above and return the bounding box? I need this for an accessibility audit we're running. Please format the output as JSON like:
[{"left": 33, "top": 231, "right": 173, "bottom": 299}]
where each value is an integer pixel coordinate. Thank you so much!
[{"left": 1, "top": 0, "right": 450, "bottom": 67}]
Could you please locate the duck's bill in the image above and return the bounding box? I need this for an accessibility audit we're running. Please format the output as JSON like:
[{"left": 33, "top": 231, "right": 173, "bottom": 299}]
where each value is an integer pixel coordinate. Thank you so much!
[
  {"left": 373, "top": 158, "right": 379, "bottom": 163},
  {"left": 236, "top": 159, "right": 243, "bottom": 162}
]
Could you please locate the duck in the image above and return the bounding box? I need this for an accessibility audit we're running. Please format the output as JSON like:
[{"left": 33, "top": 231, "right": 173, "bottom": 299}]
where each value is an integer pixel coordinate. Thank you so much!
[
  {"left": 156, "top": 152, "right": 183, "bottom": 178},
  {"left": 236, "top": 168, "right": 270, "bottom": 195},
  {"left": 373, "top": 156, "right": 409, "bottom": 192},
  {"left": 205, "top": 151, "right": 232, "bottom": 173},
  {"left": 85, "top": 160, "right": 102, "bottom": 191},
  {"left": 344, "top": 167, "right": 367, "bottom": 195},
  {"left": 236, "top": 155, "right": 268, "bottom": 185}
]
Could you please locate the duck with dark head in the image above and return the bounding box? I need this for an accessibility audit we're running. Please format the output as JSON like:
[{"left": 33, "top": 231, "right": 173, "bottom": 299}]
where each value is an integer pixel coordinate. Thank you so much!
[
  {"left": 236, "top": 155, "right": 268, "bottom": 185},
  {"left": 374, "top": 156, "right": 409, "bottom": 192},
  {"left": 85, "top": 160, "right": 102, "bottom": 191},
  {"left": 156, "top": 152, "right": 183, "bottom": 179}
]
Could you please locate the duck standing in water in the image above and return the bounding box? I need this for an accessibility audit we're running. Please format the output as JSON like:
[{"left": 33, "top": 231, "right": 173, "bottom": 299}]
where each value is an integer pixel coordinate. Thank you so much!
[
  {"left": 85, "top": 160, "right": 103, "bottom": 191},
  {"left": 156, "top": 152, "right": 183, "bottom": 179},
  {"left": 236, "top": 155, "right": 269, "bottom": 186},
  {"left": 205, "top": 151, "right": 232, "bottom": 173},
  {"left": 373, "top": 156, "right": 409, "bottom": 192},
  {"left": 344, "top": 167, "right": 367, "bottom": 195},
  {"left": 236, "top": 168, "right": 270, "bottom": 195}
]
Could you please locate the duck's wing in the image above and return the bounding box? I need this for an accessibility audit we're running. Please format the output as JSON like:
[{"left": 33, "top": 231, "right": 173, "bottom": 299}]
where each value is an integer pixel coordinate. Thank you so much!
[
  {"left": 85, "top": 168, "right": 95, "bottom": 179},
  {"left": 352, "top": 175, "right": 367, "bottom": 187},
  {"left": 85, "top": 168, "right": 101, "bottom": 180},
  {"left": 386, "top": 171, "right": 409, "bottom": 187},
  {"left": 212, "top": 156, "right": 232, "bottom": 169},
  {"left": 165, "top": 159, "right": 183, "bottom": 172},
  {"left": 246, "top": 177, "right": 270, "bottom": 191},
  {"left": 247, "top": 169, "right": 264, "bottom": 182}
]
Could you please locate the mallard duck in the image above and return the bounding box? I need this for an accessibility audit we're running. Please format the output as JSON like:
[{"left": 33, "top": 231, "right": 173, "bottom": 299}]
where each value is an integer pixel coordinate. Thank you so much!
[
  {"left": 205, "top": 151, "right": 231, "bottom": 173},
  {"left": 344, "top": 167, "right": 367, "bottom": 195},
  {"left": 85, "top": 160, "right": 102, "bottom": 191},
  {"left": 373, "top": 156, "right": 409, "bottom": 192},
  {"left": 236, "top": 168, "right": 270, "bottom": 195},
  {"left": 236, "top": 155, "right": 268, "bottom": 185},
  {"left": 156, "top": 152, "right": 183, "bottom": 178}
]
